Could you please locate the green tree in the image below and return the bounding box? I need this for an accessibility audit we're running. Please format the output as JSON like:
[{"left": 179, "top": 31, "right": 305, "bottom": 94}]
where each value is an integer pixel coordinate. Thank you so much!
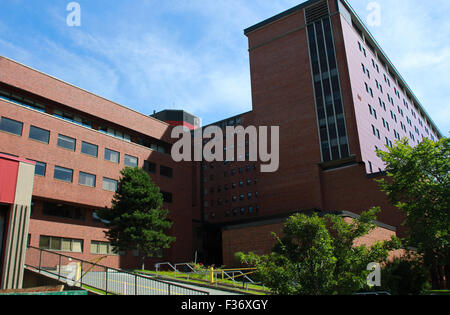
[
  {"left": 380, "top": 254, "right": 431, "bottom": 295},
  {"left": 237, "top": 208, "right": 401, "bottom": 295},
  {"left": 376, "top": 137, "right": 449, "bottom": 289},
  {"left": 97, "top": 167, "right": 176, "bottom": 270}
]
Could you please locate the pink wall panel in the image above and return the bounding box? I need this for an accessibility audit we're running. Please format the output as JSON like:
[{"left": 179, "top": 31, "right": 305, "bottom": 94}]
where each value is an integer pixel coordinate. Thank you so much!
[{"left": 0, "top": 156, "right": 19, "bottom": 204}]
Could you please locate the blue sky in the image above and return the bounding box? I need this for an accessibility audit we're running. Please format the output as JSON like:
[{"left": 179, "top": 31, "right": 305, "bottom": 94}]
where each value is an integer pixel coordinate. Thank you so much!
[{"left": 0, "top": 0, "right": 448, "bottom": 134}]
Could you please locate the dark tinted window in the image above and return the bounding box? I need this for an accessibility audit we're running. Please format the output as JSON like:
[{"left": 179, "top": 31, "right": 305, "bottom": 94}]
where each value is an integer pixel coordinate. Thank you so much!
[
  {"left": 57, "top": 134, "right": 76, "bottom": 151},
  {"left": 160, "top": 166, "right": 173, "bottom": 178},
  {"left": 81, "top": 142, "right": 98, "bottom": 157},
  {"left": 54, "top": 166, "right": 73, "bottom": 183},
  {"left": 42, "top": 202, "right": 85, "bottom": 221},
  {"left": 29, "top": 126, "right": 50, "bottom": 143},
  {"left": 161, "top": 191, "right": 173, "bottom": 203},
  {"left": 144, "top": 161, "right": 156, "bottom": 174},
  {"left": 0, "top": 117, "right": 23, "bottom": 136},
  {"left": 34, "top": 161, "right": 47, "bottom": 176}
]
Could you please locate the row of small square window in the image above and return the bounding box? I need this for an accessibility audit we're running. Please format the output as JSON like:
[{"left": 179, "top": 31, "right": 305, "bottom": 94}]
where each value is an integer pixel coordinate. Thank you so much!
[
  {"left": 359, "top": 37, "right": 437, "bottom": 135},
  {"left": 204, "top": 165, "right": 258, "bottom": 182},
  {"left": 360, "top": 52, "right": 434, "bottom": 138},
  {"left": 371, "top": 125, "right": 392, "bottom": 148},
  {"left": 228, "top": 205, "right": 260, "bottom": 217},
  {"left": 204, "top": 192, "right": 259, "bottom": 207},
  {"left": 32, "top": 161, "right": 119, "bottom": 191},
  {"left": 1, "top": 88, "right": 171, "bottom": 154},
  {"left": 38, "top": 235, "right": 119, "bottom": 255},
  {"left": 0, "top": 116, "right": 175, "bottom": 178},
  {"left": 368, "top": 92, "right": 422, "bottom": 140},
  {"left": 207, "top": 205, "right": 260, "bottom": 220},
  {"left": 205, "top": 179, "right": 259, "bottom": 195},
  {"left": 0, "top": 116, "right": 140, "bottom": 166},
  {"left": 31, "top": 162, "right": 173, "bottom": 201}
]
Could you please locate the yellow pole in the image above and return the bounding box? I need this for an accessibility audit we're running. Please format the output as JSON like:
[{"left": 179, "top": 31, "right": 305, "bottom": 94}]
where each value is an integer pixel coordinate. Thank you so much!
[{"left": 210, "top": 266, "right": 214, "bottom": 285}]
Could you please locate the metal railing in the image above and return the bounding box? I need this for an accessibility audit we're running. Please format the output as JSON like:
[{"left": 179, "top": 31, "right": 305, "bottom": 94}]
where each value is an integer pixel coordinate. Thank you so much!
[
  {"left": 154, "top": 262, "right": 266, "bottom": 292},
  {"left": 25, "top": 247, "right": 209, "bottom": 296}
]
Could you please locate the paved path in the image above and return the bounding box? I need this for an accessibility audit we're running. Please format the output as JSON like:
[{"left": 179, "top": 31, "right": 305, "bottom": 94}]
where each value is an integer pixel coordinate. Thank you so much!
[
  {"left": 160, "top": 279, "right": 243, "bottom": 296},
  {"left": 28, "top": 267, "right": 241, "bottom": 296}
]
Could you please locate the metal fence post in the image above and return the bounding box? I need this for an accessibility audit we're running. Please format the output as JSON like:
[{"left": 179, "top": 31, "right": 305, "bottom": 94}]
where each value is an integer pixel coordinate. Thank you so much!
[
  {"left": 39, "top": 249, "right": 42, "bottom": 271},
  {"left": 135, "top": 274, "right": 138, "bottom": 295},
  {"left": 58, "top": 255, "right": 62, "bottom": 280},
  {"left": 105, "top": 267, "right": 109, "bottom": 295},
  {"left": 80, "top": 261, "right": 84, "bottom": 287}
]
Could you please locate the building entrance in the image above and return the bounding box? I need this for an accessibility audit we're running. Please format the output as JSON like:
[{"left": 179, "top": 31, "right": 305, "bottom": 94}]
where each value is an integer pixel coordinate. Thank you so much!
[{"left": 0, "top": 204, "right": 9, "bottom": 279}]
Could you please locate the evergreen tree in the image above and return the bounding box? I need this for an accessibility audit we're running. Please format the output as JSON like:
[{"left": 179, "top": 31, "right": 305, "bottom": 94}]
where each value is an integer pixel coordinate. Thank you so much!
[{"left": 98, "top": 167, "right": 176, "bottom": 270}]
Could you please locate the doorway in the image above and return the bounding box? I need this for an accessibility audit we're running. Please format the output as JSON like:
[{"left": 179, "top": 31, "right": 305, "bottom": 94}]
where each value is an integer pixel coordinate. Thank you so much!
[{"left": 0, "top": 204, "right": 9, "bottom": 277}]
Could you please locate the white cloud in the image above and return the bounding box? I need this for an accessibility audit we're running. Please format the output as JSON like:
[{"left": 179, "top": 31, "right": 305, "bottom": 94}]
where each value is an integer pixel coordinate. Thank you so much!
[{"left": 1, "top": 0, "right": 448, "bottom": 132}]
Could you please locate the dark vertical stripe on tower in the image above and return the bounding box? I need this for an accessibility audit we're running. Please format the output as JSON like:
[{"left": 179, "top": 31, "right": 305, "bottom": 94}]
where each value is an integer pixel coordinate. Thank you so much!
[{"left": 306, "top": 1, "right": 350, "bottom": 162}]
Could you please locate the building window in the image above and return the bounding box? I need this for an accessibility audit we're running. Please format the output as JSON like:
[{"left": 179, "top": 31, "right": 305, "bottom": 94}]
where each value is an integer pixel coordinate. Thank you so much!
[
  {"left": 104, "top": 148, "right": 120, "bottom": 163},
  {"left": 124, "top": 154, "right": 138, "bottom": 167},
  {"left": 79, "top": 172, "right": 96, "bottom": 188},
  {"left": 42, "top": 202, "right": 86, "bottom": 221},
  {"left": 29, "top": 126, "right": 50, "bottom": 143},
  {"left": 32, "top": 161, "right": 47, "bottom": 177},
  {"left": 0, "top": 117, "right": 23, "bottom": 136},
  {"left": 369, "top": 105, "right": 377, "bottom": 119},
  {"left": 102, "top": 178, "right": 118, "bottom": 192},
  {"left": 39, "top": 236, "right": 83, "bottom": 253},
  {"left": 307, "top": 18, "right": 350, "bottom": 162},
  {"left": 91, "top": 241, "right": 120, "bottom": 255},
  {"left": 81, "top": 142, "right": 98, "bottom": 157},
  {"left": 54, "top": 166, "right": 73, "bottom": 183},
  {"left": 144, "top": 161, "right": 157, "bottom": 174},
  {"left": 161, "top": 191, "right": 173, "bottom": 203},
  {"left": 57, "top": 134, "right": 76, "bottom": 151},
  {"left": 160, "top": 165, "right": 173, "bottom": 178}
]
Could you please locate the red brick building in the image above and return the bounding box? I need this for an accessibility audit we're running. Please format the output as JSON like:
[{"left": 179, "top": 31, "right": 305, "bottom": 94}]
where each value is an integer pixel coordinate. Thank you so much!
[
  {"left": 198, "top": 0, "right": 442, "bottom": 265},
  {"left": 0, "top": 0, "right": 443, "bottom": 271},
  {"left": 0, "top": 56, "right": 202, "bottom": 270}
]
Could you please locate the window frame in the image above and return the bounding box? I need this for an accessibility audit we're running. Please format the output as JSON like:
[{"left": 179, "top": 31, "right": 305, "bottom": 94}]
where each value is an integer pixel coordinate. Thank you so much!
[
  {"left": 53, "top": 166, "right": 74, "bottom": 183},
  {"left": 29, "top": 125, "right": 50, "bottom": 144},
  {"left": 160, "top": 165, "right": 173, "bottom": 178},
  {"left": 124, "top": 154, "right": 138, "bottom": 168},
  {"left": 81, "top": 141, "right": 98, "bottom": 158},
  {"left": 57, "top": 134, "right": 76, "bottom": 151},
  {"left": 78, "top": 171, "right": 96, "bottom": 188},
  {"left": 102, "top": 177, "right": 118, "bottom": 192},
  {"left": 104, "top": 148, "right": 120, "bottom": 164},
  {"left": 0, "top": 116, "right": 23, "bottom": 136}
]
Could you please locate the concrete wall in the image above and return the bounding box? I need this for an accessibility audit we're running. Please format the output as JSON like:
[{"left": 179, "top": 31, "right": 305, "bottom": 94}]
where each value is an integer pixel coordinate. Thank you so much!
[{"left": 0, "top": 155, "right": 35, "bottom": 290}]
